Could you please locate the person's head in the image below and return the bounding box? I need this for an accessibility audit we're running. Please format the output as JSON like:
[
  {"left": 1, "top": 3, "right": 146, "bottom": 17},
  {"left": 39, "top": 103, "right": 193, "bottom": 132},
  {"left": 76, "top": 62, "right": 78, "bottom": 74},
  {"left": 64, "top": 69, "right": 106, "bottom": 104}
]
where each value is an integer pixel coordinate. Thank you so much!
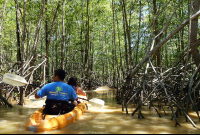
[
  {"left": 53, "top": 69, "right": 66, "bottom": 82},
  {"left": 67, "top": 76, "right": 78, "bottom": 87}
]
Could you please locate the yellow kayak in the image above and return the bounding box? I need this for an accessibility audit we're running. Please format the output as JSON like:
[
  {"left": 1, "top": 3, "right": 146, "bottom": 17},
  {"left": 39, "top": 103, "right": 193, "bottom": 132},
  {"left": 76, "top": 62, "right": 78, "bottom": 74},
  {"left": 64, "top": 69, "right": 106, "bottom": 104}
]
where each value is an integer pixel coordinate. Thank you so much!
[{"left": 26, "top": 101, "right": 87, "bottom": 132}]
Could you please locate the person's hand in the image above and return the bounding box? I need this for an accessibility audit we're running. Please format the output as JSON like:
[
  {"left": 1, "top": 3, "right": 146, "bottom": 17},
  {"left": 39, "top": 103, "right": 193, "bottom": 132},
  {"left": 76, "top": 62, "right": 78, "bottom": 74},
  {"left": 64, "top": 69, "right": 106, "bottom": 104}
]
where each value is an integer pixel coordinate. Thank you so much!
[{"left": 73, "top": 101, "right": 78, "bottom": 106}]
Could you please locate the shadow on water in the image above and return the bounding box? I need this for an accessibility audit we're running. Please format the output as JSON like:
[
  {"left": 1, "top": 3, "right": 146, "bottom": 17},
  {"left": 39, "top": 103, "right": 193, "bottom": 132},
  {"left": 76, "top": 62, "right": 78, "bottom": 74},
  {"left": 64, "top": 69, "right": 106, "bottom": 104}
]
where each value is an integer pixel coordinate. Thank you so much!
[{"left": 0, "top": 92, "right": 200, "bottom": 134}]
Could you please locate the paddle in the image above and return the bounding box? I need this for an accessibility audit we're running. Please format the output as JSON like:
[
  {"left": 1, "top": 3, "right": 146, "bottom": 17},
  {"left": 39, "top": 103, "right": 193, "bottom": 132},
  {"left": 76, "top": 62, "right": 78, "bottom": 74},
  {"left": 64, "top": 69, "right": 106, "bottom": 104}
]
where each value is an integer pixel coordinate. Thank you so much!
[
  {"left": 3, "top": 73, "right": 105, "bottom": 108},
  {"left": 77, "top": 96, "right": 105, "bottom": 108},
  {"left": 29, "top": 96, "right": 105, "bottom": 108},
  {"left": 3, "top": 73, "right": 41, "bottom": 87},
  {"left": 87, "top": 98, "right": 105, "bottom": 108},
  {"left": 3, "top": 73, "right": 115, "bottom": 94},
  {"left": 85, "top": 86, "right": 117, "bottom": 94}
]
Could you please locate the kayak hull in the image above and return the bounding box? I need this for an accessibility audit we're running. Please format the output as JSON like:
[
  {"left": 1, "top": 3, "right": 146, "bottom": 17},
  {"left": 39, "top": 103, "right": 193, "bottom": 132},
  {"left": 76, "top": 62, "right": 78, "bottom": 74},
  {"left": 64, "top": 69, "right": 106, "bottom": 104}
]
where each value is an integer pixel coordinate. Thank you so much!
[{"left": 26, "top": 101, "right": 87, "bottom": 132}]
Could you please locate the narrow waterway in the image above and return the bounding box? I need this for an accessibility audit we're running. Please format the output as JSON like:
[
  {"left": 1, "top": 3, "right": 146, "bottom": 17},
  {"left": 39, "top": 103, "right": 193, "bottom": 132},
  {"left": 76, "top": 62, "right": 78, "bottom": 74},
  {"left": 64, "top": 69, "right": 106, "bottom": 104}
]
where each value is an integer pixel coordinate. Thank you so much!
[{"left": 0, "top": 93, "right": 200, "bottom": 134}]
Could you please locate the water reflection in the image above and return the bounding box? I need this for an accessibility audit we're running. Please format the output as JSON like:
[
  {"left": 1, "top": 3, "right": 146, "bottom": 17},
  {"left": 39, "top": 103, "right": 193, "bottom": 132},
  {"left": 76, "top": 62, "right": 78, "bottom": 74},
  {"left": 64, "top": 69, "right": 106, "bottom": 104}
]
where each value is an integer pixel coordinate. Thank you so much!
[
  {"left": 0, "top": 106, "right": 38, "bottom": 134},
  {"left": 0, "top": 92, "right": 200, "bottom": 134}
]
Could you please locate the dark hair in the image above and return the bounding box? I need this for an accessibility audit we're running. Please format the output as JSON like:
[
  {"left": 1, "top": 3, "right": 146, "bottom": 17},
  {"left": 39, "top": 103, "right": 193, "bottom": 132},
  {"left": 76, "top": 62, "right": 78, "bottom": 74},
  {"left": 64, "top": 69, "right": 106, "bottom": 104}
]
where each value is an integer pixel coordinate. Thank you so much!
[
  {"left": 67, "top": 76, "right": 78, "bottom": 87},
  {"left": 54, "top": 69, "right": 66, "bottom": 81}
]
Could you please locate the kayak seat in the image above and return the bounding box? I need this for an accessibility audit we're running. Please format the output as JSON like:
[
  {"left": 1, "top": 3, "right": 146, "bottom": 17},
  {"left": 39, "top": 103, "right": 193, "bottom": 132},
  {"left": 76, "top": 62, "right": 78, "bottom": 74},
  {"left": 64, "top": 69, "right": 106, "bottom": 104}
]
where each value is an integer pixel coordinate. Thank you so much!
[{"left": 42, "top": 99, "right": 75, "bottom": 119}]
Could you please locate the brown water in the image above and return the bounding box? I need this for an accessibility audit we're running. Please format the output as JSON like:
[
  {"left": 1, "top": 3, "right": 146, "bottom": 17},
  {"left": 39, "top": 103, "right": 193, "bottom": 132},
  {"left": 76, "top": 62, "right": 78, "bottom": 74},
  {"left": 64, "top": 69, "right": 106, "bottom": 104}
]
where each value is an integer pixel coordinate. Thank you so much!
[{"left": 0, "top": 94, "right": 200, "bottom": 134}]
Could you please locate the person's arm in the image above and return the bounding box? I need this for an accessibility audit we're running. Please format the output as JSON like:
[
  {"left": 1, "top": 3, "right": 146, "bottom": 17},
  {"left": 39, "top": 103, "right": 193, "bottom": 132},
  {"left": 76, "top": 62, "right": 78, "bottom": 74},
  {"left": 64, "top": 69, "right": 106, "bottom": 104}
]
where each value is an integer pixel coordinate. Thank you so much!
[
  {"left": 71, "top": 89, "right": 78, "bottom": 100},
  {"left": 76, "top": 86, "right": 86, "bottom": 96},
  {"left": 69, "top": 87, "right": 78, "bottom": 105},
  {"left": 35, "top": 93, "right": 40, "bottom": 99},
  {"left": 35, "top": 85, "right": 48, "bottom": 99}
]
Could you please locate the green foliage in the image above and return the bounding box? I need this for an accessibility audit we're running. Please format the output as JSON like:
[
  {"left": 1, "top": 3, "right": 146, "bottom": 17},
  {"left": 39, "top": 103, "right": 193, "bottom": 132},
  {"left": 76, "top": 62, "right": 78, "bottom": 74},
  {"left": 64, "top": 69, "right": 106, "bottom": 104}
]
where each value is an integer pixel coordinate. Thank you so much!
[{"left": 0, "top": 0, "right": 194, "bottom": 87}]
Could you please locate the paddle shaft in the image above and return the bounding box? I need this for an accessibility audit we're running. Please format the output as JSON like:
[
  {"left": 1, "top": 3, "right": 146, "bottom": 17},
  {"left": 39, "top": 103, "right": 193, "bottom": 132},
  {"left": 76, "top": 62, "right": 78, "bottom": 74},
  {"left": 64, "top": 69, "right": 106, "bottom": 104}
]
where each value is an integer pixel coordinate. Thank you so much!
[
  {"left": 77, "top": 97, "right": 89, "bottom": 101},
  {"left": 4, "top": 73, "right": 111, "bottom": 94},
  {"left": 84, "top": 89, "right": 109, "bottom": 94},
  {"left": 29, "top": 84, "right": 42, "bottom": 88},
  {"left": 77, "top": 97, "right": 104, "bottom": 108}
]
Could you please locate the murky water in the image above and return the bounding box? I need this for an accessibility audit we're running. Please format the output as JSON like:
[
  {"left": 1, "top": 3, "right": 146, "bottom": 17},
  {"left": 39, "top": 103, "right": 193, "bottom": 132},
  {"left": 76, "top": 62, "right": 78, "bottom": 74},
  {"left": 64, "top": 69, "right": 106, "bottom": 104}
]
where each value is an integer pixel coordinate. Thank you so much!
[{"left": 1, "top": 93, "right": 200, "bottom": 134}]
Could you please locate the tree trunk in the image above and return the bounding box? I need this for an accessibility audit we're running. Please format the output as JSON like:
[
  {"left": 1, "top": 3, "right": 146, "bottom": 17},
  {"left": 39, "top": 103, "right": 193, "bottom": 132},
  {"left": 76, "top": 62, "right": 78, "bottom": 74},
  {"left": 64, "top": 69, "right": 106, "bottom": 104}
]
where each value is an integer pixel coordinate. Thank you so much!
[
  {"left": 190, "top": 0, "right": 200, "bottom": 72},
  {"left": 0, "top": 0, "right": 7, "bottom": 70},
  {"left": 45, "top": 0, "right": 61, "bottom": 77},
  {"left": 102, "top": 31, "right": 105, "bottom": 85},
  {"left": 116, "top": 12, "right": 123, "bottom": 78},
  {"left": 21, "top": 0, "right": 27, "bottom": 69},
  {"left": 15, "top": 0, "right": 21, "bottom": 64},
  {"left": 122, "top": 0, "right": 133, "bottom": 67},
  {"left": 0, "top": 0, "right": 7, "bottom": 35},
  {"left": 61, "top": 0, "right": 65, "bottom": 69},
  {"left": 136, "top": 0, "right": 141, "bottom": 65},
  {"left": 153, "top": 0, "right": 161, "bottom": 68},
  {"left": 19, "top": 0, "right": 27, "bottom": 106},
  {"left": 83, "top": 0, "right": 90, "bottom": 88},
  {"left": 56, "top": 24, "right": 58, "bottom": 69},
  {"left": 45, "top": 0, "right": 48, "bottom": 79},
  {"left": 112, "top": 0, "right": 116, "bottom": 87},
  {"left": 80, "top": 0, "right": 84, "bottom": 85},
  {"left": 121, "top": 2, "right": 129, "bottom": 72},
  {"left": 30, "top": 0, "right": 45, "bottom": 81}
]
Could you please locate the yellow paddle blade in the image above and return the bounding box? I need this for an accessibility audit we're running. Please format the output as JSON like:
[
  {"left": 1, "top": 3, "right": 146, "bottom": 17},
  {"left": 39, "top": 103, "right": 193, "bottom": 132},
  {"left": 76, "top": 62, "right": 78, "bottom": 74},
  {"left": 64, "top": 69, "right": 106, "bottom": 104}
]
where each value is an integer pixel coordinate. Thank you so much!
[{"left": 3, "top": 73, "right": 28, "bottom": 86}]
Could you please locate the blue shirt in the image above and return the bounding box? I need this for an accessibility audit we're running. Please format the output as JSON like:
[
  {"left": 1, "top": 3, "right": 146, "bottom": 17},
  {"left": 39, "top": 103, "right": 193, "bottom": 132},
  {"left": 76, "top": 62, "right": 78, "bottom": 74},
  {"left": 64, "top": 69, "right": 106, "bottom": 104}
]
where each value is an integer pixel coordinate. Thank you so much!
[
  {"left": 37, "top": 81, "right": 77, "bottom": 101},
  {"left": 69, "top": 85, "right": 76, "bottom": 90}
]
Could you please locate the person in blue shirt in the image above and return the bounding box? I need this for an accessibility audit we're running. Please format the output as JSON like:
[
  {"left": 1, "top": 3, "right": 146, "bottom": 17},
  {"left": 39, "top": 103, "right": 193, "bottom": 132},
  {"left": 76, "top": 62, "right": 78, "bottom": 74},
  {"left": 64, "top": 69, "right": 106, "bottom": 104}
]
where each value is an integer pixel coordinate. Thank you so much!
[{"left": 35, "top": 69, "right": 78, "bottom": 106}]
